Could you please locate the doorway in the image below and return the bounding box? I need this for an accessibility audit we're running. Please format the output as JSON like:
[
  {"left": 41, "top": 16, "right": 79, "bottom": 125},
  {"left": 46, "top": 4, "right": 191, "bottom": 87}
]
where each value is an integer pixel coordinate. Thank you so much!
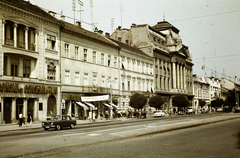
[
  {"left": 16, "top": 98, "right": 23, "bottom": 120},
  {"left": 28, "top": 98, "right": 34, "bottom": 121},
  {"left": 4, "top": 97, "right": 12, "bottom": 123}
]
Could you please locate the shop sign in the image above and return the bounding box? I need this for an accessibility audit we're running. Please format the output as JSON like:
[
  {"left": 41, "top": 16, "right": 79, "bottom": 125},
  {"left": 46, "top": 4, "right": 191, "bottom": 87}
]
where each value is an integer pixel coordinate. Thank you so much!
[
  {"left": 81, "top": 95, "right": 109, "bottom": 102},
  {"left": 0, "top": 83, "right": 58, "bottom": 94}
]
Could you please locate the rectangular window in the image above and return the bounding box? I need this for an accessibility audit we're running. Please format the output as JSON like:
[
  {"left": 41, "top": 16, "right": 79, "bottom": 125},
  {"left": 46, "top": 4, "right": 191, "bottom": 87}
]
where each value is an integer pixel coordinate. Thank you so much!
[
  {"left": 84, "top": 48, "right": 87, "bottom": 61},
  {"left": 133, "top": 81, "right": 135, "bottom": 91},
  {"left": 101, "top": 53, "right": 104, "bottom": 65},
  {"left": 102, "top": 76, "right": 105, "bottom": 87},
  {"left": 114, "top": 78, "right": 117, "bottom": 89},
  {"left": 108, "top": 55, "right": 111, "bottom": 66},
  {"left": 128, "top": 81, "right": 130, "bottom": 91},
  {"left": 11, "top": 64, "right": 18, "bottom": 76},
  {"left": 65, "top": 44, "right": 69, "bottom": 57},
  {"left": 93, "top": 51, "right": 96, "bottom": 63},
  {"left": 23, "top": 59, "right": 31, "bottom": 78},
  {"left": 39, "top": 103, "right": 43, "bottom": 111},
  {"left": 108, "top": 77, "right": 111, "bottom": 88},
  {"left": 93, "top": 75, "right": 97, "bottom": 87},
  {"left": 47, "top": 34, "right": 56, "bottom": 50},
  {"left": 75, "top": 46, "right": 79, "bottom": 59},
  {"left": 114, "top": 56, "right": 117, "bottom": 67},
  {"left": 138, "top": 82, "right": 141, "bottom": 91},
  {"left": 75, "top": 72, "right": 79, "bottom": 85},
  {"left": 122, "top": 82, "right": 125, "bottom": 90},
  {"left": 65, "top": 70, "right": 70, "bottom": 84},
  {"left": 84, "top": 73, "right": 88, "bottom": 86}
]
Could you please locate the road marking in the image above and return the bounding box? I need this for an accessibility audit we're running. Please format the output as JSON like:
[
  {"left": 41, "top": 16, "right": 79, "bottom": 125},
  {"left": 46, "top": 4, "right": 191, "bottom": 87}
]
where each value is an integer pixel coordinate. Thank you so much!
[
  {"left": 61, "top": 133, "right": 86, "bottom": 137},
  {"left": 88, "top": 133, "right": 101, "bottom": 136}
]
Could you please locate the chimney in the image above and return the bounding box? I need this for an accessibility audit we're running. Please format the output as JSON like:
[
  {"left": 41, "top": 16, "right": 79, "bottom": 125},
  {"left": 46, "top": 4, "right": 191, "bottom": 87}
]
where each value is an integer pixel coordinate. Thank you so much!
[
  {"left": 94, "top": 27, "right": 98, "bottom": 33},
  {"left": 125, "top": 40, "right": 129, "bottom": 45},
  {"left": 48, "top": 11, "right": 57, "bottom": 18},
  {"left": 61, "top": 15, "right": 65, "bottom": 21},
  {"left": 131, "top": 23, "right": 136, "bottom": 28},
  {"left": 118, "top": 37, "right": 121, "bottom": 42},
  {"left": 98, "top": 30, "right": 103, "bottom": 35},
  {"left": 76, "top": 21, "right": 81, "bottom": 27},
  {"left": 105, "top": 32, "right": 110, "bottom": 38},
  {"left": 117, "top": 26, "right": 121, "bottom": 30}
]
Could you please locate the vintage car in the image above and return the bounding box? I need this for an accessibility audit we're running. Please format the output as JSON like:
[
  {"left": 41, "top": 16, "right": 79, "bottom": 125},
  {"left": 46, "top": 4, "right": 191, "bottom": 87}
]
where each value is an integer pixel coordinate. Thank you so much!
[
  {"left": 42, "top": 115, "right": 76, "bottom": 130},
  {"left": 154, "top": 110, "right": 165, "bottom": 117}
]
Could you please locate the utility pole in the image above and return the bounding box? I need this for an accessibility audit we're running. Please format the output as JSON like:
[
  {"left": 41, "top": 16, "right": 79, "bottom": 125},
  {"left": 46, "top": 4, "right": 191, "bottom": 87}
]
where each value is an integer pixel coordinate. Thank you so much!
[
  {"left": 120, "top": 3, "right": 123, "bottom": 28},
  {"left": 90, "top": 0, "right": 93, "bottom": 31},
  {"left": 111, "top": 18, "right": 114, "bottom": 34}
]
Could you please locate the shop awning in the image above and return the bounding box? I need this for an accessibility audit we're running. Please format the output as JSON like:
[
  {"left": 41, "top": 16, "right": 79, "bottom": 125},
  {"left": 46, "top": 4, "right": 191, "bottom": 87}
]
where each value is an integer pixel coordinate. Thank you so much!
[
  {"left": 110, "top": 103, "right": 117, "bottom": 108},
  {"left": 84, "top": 102, "right": 98, "bottom": 110},
  {"left": 102, "top": 102, "right": 111, "bottom": 107},
  {"left": 76, "top": 102, "right": 89, "bottom": 110}
]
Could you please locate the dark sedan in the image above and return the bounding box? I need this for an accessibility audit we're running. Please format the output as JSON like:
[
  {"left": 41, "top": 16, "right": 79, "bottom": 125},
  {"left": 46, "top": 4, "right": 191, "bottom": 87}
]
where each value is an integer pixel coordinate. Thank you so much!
[{"left": 42, "top": 115, "right": 76, "bottom": 130}]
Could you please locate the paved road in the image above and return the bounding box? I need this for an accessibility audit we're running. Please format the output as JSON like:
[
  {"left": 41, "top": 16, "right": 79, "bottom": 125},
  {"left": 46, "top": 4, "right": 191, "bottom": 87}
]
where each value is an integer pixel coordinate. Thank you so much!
[{"left": 1, "top": 113, "right": 240, "bottom": 157}]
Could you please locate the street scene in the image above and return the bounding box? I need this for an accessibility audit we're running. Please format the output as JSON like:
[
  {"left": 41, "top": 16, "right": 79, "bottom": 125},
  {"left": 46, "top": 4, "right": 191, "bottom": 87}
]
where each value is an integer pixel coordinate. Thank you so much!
[{"left": 0, "top": 0, "right": 240, "bottom": 157}]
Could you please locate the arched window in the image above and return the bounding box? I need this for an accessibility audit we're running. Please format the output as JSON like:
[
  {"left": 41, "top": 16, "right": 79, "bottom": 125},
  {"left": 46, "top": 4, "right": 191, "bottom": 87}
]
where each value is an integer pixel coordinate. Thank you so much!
[{"left": 47, "top": 95, "right": 57, "bottom": 116}]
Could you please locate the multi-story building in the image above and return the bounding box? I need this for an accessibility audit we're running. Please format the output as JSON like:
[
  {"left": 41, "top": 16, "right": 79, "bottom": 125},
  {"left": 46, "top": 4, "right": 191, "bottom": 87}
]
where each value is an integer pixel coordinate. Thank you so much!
[
  {"left": 220, "top": 77, "right": 239, "bottom": 101},
  {"left": 111, "top": 21, "right": 194, "bottom": 111},
  {"left": 205, "top": 77, "right": 221, "bottom": 101},
  {"left": 192, "top": 75, "right": 210, "bottom": 110},
  {"left": 0, "top": 0, "right": 62, "bottom": 123}
]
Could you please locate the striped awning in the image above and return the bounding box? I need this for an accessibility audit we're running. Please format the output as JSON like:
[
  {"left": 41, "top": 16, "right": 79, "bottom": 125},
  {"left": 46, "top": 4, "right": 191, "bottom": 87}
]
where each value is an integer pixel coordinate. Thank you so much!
[{"left": 76, "top": 102, "right": 89, "bottom": 110}]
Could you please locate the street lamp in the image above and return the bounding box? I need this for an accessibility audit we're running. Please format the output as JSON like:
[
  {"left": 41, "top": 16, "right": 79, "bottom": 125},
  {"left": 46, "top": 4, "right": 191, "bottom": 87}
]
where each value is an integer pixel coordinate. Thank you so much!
[{"left": 110, "top": 60, "right": 116, "bottom": 120}]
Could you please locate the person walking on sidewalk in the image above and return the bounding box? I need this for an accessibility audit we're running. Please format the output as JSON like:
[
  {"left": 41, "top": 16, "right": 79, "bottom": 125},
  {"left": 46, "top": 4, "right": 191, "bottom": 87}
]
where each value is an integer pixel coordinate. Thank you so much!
[
  {"left": 105, "top": 110, "right": 109, "bottom": 120},
  {"left": 27, "top": 112, "right": 32, "bottom": 127},
  {"left": 19, "top": 113, "right": 23, "bottom": 127}
]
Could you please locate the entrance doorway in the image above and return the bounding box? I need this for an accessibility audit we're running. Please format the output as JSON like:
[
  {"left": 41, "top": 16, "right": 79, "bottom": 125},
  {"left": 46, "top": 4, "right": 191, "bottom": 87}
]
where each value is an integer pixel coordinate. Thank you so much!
[
  {"left": 28, "top": 98, "right": 34, "bottom": 121},
  {"left": 16, "top": 98, "right": 23, "bottom": 120},
  {"left": 4, "top": 97, "right": 12, "bottom": 123}
]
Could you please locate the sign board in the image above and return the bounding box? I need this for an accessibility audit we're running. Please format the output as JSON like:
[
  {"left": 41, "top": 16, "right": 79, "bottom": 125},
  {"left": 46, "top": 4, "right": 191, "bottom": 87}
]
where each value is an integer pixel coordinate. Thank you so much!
[{"left": 81, "top": 95, "right": 109, "bottom": 102}]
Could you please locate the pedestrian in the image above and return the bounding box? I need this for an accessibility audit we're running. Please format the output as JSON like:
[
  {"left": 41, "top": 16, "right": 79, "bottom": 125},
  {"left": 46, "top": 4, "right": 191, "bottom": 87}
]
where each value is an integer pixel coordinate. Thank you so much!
[
  {"left": 105, "top": 109, "right": 109, "bottom": 120},
  {"left": 173, "top": 108, "right": 176, "bottom": 115},
  {"left": 100, "top": 110, "right": 103, "bottom": 120},
  {"left": 19, "top": 113, "right": 23, "bottom": 127},
  {"left": 125, "top": 109, "right": 129, "bottom": 118},
  {"left": 169, "top": 109, "right": 172, "bottom": 116},
  {"left": 27, "top": 112, "right": 32, "bottom": 127}
]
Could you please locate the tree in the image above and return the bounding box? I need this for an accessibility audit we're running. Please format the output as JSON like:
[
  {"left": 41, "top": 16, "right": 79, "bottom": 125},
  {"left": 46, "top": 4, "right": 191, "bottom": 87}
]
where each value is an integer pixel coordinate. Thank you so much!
[
  {"left": 172, "top": 95, "right": 189, "bottom": 108},
  {"left": 199, "top": 100, "right": 206, "bottom": 108},
  {"left": 149, "top": 95, "right": 164, "bottom": 110},
  {"left": 227, "top": 88, "right": 238, "bottom": 106},
  {"left": 211, "top": 98, "right": 223, "bottom": 107},
  {"left": 129, "top": 93, "right": 147, "bottom": 109}
]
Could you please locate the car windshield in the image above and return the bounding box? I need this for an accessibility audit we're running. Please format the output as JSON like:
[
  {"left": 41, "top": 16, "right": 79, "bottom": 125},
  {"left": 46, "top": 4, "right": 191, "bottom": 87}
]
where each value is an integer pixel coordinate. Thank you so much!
[{"left": 51, "top": 115, "right": 61, "bottom": 120}]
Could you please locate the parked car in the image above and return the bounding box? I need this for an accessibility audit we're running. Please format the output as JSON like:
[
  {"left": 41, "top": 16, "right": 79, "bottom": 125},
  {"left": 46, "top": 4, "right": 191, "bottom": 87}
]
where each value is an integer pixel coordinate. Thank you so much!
[
  {"left": 42, "top": 115, "right": 76, "bottom": 130},
  {"left": 201, "top": 109, "right": 209, "bottom": 114},
  {"left": 187, "top": 107, "right": 195, "bottom": 114},
  {"left": 216, "top": 107, "right": 223, "bottom": 112},
  {"left": 154, "top": 110, "right": 165, "bottom": 117}
]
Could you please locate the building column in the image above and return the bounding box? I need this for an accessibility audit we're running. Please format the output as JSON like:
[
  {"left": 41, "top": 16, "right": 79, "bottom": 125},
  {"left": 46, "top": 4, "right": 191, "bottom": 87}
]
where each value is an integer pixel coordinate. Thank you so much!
[
  {"left": 25, "top": 26, "right": 29, "bottom": 50},
  {"left": 34, "top": 29, "right": 38, "bottom": 52},
  {"left": 180, "top": 64, "right": 183, "bottom": 89},
  {"left": 183, "top": 66, "right": 186, "bottom": 90},
  {"left": 172, "top": 62, "right": 176, "bottom": 89},
  {"left": 13, "top": 23, "right": 18, "bottom": 48},
  {"left": 34, "top": 98, "right": 39, "bottom": 121},
  {"left": 176, "top": 63, "right": 180, "bottom": 89},
  {"left": 11, "top": 97, "right": 17, "bottom": 123},
  {"left": 2, "top": 20, "right": 6, "bottom": 45},
  {"left": 23, "top": 98, "right": 28, "bottom": 118},
  {"left": 0, "top": 97, "right": 4, "bottom": 124}
]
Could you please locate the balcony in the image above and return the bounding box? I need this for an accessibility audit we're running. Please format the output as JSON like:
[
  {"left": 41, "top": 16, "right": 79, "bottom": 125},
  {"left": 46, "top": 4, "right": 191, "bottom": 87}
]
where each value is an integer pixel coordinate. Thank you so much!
[
  {"left": 17, "top": 41, "right": 25, "bottom": 49},
  {"left": 5, "top": 39, "right": 14, "bottom": 46}
]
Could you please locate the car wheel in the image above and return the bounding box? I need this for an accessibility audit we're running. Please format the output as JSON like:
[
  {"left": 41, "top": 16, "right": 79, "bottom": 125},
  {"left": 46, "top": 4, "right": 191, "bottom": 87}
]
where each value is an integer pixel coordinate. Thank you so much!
[
  {"left": 70, "top": 124, "right": 75, "bottom": 129},
  {"left": 56, "top": 125, "right": 61, "bottom": 130},
  {"left": 44, "top": 128, "right": 48, "bottom": 131}
]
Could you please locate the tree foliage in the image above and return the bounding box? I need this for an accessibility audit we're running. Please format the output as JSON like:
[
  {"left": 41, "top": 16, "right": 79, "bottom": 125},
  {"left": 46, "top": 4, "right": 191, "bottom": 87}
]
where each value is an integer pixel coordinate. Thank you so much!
[
  {"left": 211, "top": 98, "right": 223, "bottom": 107},
  {"left": 199, "top": 100, "right": 206, "bottom": 108},
  {"left": 149, "top": 95, "right": 164, "bottom": 110},
  {"left": 129, "top": 93, "right": 147, "bottom": 109},
  {"left": 172, "top": 95, "right": 189, "bottom": 108},
  {"left": 227, "top": 88, "right": 238, "bottom": 106}
]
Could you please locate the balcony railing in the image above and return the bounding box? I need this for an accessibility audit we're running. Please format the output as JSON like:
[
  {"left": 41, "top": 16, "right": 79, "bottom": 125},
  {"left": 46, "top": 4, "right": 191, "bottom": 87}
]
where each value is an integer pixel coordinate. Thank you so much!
[
  {"left": 5, "top": 38, "right": 14, "bottom": 46},
  {"left": 17, "top": 41, "right": 25, "bottom": 49},
  {"left": 28, "top": 44, "right": 35, "bottom": 51}
]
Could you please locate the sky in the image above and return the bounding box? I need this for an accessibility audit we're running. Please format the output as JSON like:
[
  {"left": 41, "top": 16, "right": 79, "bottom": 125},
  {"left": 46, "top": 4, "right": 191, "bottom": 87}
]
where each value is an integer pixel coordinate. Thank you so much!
[{"left": 35, "top": 0, "right": 240, "bottom": 83}]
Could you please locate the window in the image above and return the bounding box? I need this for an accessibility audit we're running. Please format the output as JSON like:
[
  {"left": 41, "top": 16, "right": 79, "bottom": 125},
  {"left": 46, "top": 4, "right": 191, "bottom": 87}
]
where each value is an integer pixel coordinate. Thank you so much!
[
  {"left": 11, "top": 64, "right": 18, "bottom": 76},
  {"left": 84, "top": 73, "right": 88, "bottom": 86},
  {"left": 128, "top": 81, "right": 130, "bottom": 91},
  {"left": 75, "top": 46, "right": 79, "bottom": 59},
  {"left": 122, "top": 82, "right": 125, "bottom": 90},
  {"left": 93, "top": 51, "right": 96, "bottom": 63},
  {"left": 138, "top": 82, "right": 141, "bottom": 91},
  {"left": 47, "top": 34, "right": 56, "bottom": 50},
  {"left": 102, "top": 76, "right": 105, "bottom": 87},
  {"left": 114, "top": 78, "right": 117, "bottom": 89},
  {"left": 93, "top": 75, "right": 97, "bottom": 86},
  {"left": 23, "top": 59, "right": 30, "bottom": 78},
  {"left": 108, "top": 77, "right": 111, "bottom": 88},
  {"left": 75, "top": 72, "right": 79, "bottom": 85},
  {"left": 101, "top": 53, "right": 104, "bottom": 65},
  {"left": 47, "top": 62, "right": 56, "bottom": 80},
  {"left": 65, "top": 70, "right": 70, "bottom": 84},
  {"left": 65, "top": 44, "right": 69, "bottom": 57},
  {"left": 108, "top": 55, "right": 111, "bottom": 66},
  {"left": 114, "top": 57, "right": 117, "bottom": 67},
  {"left": 84, "top": 49, "right": 87, "bottom": 61}
]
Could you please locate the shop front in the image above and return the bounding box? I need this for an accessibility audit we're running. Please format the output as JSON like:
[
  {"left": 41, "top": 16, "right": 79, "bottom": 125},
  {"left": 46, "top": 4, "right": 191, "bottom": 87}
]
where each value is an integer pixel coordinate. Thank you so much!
[{"left": 0, "top": 82, "right": 60, "bottom": 124}]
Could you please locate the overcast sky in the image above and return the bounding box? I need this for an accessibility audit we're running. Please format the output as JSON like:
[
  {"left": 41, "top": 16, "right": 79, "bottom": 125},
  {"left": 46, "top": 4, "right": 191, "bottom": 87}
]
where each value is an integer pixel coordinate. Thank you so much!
[{"left": 35, "top": 0, "right": 240, "bottom": 83}]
